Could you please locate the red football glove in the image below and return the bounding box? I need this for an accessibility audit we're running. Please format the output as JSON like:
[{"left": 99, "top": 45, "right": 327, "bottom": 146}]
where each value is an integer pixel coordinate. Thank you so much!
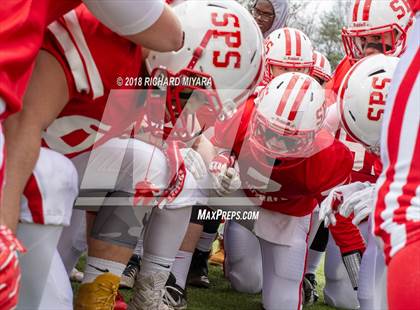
[{"left": 0, "top": 225, "right": 26, "bottom": 310}]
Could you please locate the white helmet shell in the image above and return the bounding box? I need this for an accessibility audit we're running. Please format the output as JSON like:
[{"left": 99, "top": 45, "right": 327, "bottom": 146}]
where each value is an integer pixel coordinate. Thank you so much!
[
  {"left": 146, "top": 0, "right": 264, "bottom": 108},
  {"left": 250, "top": 72, "right": 325, "bottom": 158},
  {"left": 338, "top": 54, "right": 399, "bottom": 154},
  {"left": 312, "top": 51, "right": 332, "bottom": 83},
  {"left": 265, "top": 27, "right": 314, "bottom": 71}
]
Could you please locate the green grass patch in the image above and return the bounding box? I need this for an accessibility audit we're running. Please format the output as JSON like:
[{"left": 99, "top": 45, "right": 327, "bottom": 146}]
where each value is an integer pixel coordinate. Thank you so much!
[{"left": 72, "top": 256, "right": 336, "bottom": 309}]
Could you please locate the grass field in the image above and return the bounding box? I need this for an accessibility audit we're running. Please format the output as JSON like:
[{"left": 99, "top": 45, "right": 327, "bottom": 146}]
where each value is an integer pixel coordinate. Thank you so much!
[{"left": 73, "top": 256, "right": 337, "bottom": 310}]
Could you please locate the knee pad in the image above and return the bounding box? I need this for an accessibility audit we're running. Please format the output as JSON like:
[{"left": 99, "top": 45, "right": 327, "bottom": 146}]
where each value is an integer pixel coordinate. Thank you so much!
[
  {"left": 225, "top": 221, "right": 262, "bottom": 293},
  {"left": 20, "top": 148, "right": 79, "bottom": 225},
  {"left": 90, "top": 192, "right": 143, "bottom": 248},
  {"left": 229, "top": 267, "right": 262, "bottom": 294},
  {"left": 17, "top": 223, "right": 64, "bottom": 309}
]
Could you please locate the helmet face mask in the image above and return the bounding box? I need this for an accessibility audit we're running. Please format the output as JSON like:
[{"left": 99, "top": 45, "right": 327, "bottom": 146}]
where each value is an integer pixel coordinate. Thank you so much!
[
  {"left": 251, "top": 112, "right": 316, "bottom": 158},
  {"left": 250, "top": 72, "right": 326, "bottom": 161},
  {"left": 342, "top": 25, "right": 402, "bottom": 61},
  {"left": 342, "top": 0, "right": 413, "bottom": 63},
  {"left": 146, "top": 67, "right": 221, "bottom": 141},
  {"left": 146, "top": 0, "right": 265, "bottom": 140}
]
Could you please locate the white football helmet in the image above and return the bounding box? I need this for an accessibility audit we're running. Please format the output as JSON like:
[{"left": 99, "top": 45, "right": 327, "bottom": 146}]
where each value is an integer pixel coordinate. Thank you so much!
[
  {"left": 342, "top": 0, "right": 414, "bottom": 62},
  {"left": 312, "top": 51, "right": 332, "bottom": 84},
  {"left": 250, "top": 72, "right": 325, "bottom": 159},
  {"left": 264, "top": 27, "right": 314, "bottom": 75},
  {"left": 338, "top": 54, "right": 399, "bottom": 155},
  {"left": 145, "top": 0, "right": 264, "bottom": 141}
]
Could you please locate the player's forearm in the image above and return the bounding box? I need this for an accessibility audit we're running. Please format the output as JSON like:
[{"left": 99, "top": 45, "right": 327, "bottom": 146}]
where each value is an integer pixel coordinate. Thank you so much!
[
  {"left": 124, "top": 4, "right": 183, "bottom": 52},
  {"left": 1, "top": 115, "right": 43, "bottom": 233}
]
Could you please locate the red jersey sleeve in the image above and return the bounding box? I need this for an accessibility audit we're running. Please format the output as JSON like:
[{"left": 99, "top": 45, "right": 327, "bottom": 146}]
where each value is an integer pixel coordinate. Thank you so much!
[
  {"left": 325, "top": 57, "right": 352, "bottom": 107},
  {"left": 311, "top": 139, "right": 354, "bottom": 201}
]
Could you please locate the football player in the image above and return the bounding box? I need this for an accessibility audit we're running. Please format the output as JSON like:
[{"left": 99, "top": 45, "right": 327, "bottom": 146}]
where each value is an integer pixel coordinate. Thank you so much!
[
  {"left": 322, "top": 54, "right": 399, "bottom": 310},
  {"left": 128, "top": 2, "right": 264, "bottom": 309},
  {"left": 262, "top": 27, "right": 314, "bottom": 86},
  {"left": 375, "top": 14, "right": 419, "bottom": 310},
  {"left": 320, "top": 1, "right": 414, "bottom": 308},
  {"left": 302, "top": 50, "right": 333, "bottom": 305},
  {"left": 0, "top": 1, "right": 183, "bottom": 308},
  {"left": 312, "top": 51, "right": 332, "bottom": 87},
  {"left": 3, "top": 1, "right": 265, "bottom": 309},
  {"left": 165, "top": 26, "right": 316, "bottom": 306},
  {"left": 212, "top": 72, "right": 353, "bottom": 309},
  {"left": 374, "top": 0, "right": 419, "bottom": 307}
]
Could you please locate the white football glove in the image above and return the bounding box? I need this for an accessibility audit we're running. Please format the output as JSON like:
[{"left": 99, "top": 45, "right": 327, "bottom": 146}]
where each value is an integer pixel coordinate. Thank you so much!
[
  {"left": 319, "top": 182, "right": 371, "bottom": 227},
  {"left": 340, "top": 184, "right": 375, "bottom": 225},
  {"left": 180, "top": 148, "right": 207, "bottom": 180},
  {"left": 209, "top": 153, "right": 241, "bottom": 196}
]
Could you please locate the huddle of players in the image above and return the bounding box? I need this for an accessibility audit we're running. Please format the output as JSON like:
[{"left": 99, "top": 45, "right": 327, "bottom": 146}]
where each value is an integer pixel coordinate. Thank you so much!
[{"left": 0, "top": 0, "right": 418, "bottom": 309}]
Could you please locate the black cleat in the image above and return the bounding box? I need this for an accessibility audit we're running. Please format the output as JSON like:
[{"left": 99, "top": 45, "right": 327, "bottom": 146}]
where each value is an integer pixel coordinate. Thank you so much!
[
  {"left": 303, "top": 273, "right": 319, "bottom": 306},
  {"left": 187, "top": 249, "right": 211, "bottom": 288},
  {"left": 120, "top": 254, "right": 141, "bottom": 289},
  {"left": 164, "top": 272, "right": 187, "bottom": 310}
]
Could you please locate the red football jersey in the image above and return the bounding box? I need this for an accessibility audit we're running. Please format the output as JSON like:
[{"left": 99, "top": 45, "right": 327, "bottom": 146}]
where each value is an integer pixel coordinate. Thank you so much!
[
  {"left": 212, "top": 96, "right": 353, "bottom": 217},
  {"left": 0, "top": 0, "right": 81, "bottom": 119},
  {"left": 41, "top": 5, "right": 145, "bottom": 158},
  {"left": 327, "top": 56, "right": 380, "bottom": 183},
  {"left": 409, "top": 0, "right": 420, "bottom": 12}
]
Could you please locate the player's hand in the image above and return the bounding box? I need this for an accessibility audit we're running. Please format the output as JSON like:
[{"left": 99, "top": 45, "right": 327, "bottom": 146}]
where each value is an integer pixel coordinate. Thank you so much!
[
  {"left": 209, "top": 152, "right": 241, "bottom": 196},
  {"left": 180, "top": 148, "right": 207, "bottom": 180},
  {"left": 0, "top": 225, "right": 26, "bottom": 310},
  {"left": 319, "top": 182, "right": 370, "bottom": 227},
  {"left": 340, "top": 185, "right": 375, "bottom": 225}
]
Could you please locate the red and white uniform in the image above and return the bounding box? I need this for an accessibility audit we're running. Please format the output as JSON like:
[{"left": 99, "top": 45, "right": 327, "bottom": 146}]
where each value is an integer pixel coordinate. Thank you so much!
[
  {"left": 324, "top": 57, "right": 380, "bottom": 255},
  {"left": 0, "top": 0, "right": 165, "bottom": 117},
  {"left": 217, "top": 96, "right": 353, "bottom": 310},
  {"left": 212, "top": 96, "right": 353, "bottom": 217},
  {"left": 374, "top": 9, "right": 419, "bottom": 310},
  {"left": 41, "top": 5, "right": 145, "bottom": 158},
  {"left": 0, "top": 1, "right": 165, "bottom": 220},
  {"left": 22, "top": 6, "right": 200, "bottom": 227},
  {"left": 18, "top": 5, "right": 143, "bottom": 227},
  {"left": 374, "top": 11, "right": 420, "bottom": 265}
]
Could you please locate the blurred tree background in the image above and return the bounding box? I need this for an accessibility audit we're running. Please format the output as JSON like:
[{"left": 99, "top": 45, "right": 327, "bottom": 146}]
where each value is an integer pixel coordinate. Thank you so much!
[{"left": 238, "top": 0, "right": 352, "bottom": 69}]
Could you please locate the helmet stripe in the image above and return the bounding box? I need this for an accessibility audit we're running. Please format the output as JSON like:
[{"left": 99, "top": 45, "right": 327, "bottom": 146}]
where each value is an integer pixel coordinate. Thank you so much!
[
  {"left": 319, "top": 54, "right": 325, "bottom": 68},
  {"left": 295, "top": 29, "right": 302, "bottom": 57},
  {"left": 284, "top": 28, "right": 292, "bottom": 56},
  {"left": 276, "top": 74, "right": 299, "bottom": 116},
  {"left": 288, "top": 78, "right": 311, "bottom": 121},
  {"left": 353, "top": 0, "right": 361, "bottom": 22},
  {"left": 362, "top": 0, "right": 372, "bottom": 21}
]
